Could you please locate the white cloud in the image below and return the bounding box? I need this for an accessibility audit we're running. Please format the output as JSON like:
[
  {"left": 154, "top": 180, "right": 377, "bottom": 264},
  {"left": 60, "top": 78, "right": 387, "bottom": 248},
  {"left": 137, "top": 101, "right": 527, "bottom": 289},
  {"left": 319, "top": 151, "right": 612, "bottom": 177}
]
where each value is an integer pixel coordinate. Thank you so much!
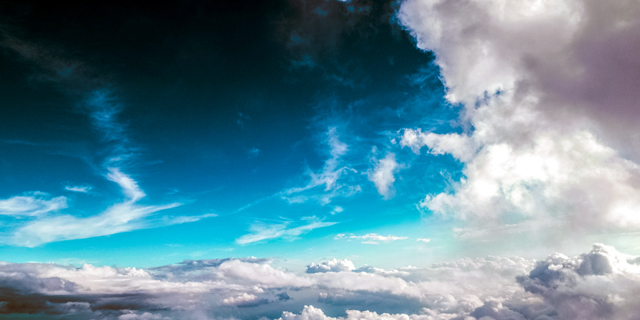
[
  {"left": 368, "top": 153, "right": 400, "bottom": 200},
  {"left": 9, "top": 169, "right": 181, "bottom": 247},
  {"left": 14, "top": 243, "right": 640, "bottom": 319},
  {"left": 518, "top": 243, "right": 640, "bottom": 320},
  {"left": 416, "top": 238, "right": 431, "bottom": 243},
  {"left": 106, "top": 168, "right": 145, "bottom": 201},
  {"left": 330, "top": 206, "right": 344, "bottom": 215},
  {"left": 336, "top": 233, "right": 408, "bottom": 245},
  {"left": 64, "top": 185, "right": 92, "bottom": 193},
  {"left": 236, "top": 217, "right": 337, "bottom": 245},
  {"left": 221, "top": 292, "right": 258, "bottom": 306},
  {"left": 398, "top": 0, "right": 640, "bottom": 235},
  {"left": 306, "top": 258, "right": 356, "bottom": 273},
  {"left": 0, "top": 192, "right": 67, "bottom": 216},
  {"left": 279, "top": 305, "right": 442, "bottom": 320},
  {"left": 400, "top": 129, "right": 476, "bottom": 162}
]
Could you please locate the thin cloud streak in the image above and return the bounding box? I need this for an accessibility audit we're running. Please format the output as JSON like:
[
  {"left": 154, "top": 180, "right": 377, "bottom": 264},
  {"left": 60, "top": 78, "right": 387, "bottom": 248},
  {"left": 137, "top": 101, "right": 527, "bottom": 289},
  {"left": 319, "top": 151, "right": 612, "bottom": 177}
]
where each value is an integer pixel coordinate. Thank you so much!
[
  {"left": 335, "top": 233, "right": 408, "bottom": 245},
  {"left": 236, "top": 217, "right": 337, "bottom": 245}
]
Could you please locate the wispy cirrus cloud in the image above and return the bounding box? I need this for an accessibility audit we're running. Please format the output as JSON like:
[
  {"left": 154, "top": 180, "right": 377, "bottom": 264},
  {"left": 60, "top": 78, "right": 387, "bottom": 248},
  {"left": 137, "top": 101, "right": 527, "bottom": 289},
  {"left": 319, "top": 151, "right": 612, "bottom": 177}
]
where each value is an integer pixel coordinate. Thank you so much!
[
  {"left": 64, "top": 184, "right": 92, "bottom": 193},
  {"left": 0, "top": 192, "right": 67, "bottom": 216},
  {"left": 236, "top": 217, "right": 337, "bottom": 245},
  {"left": 0, "top": 31, "right": 214, "bottom": 246},
  {"left": 10, "top": 169, "right": 182, "bottom": 247},
  {"left": 281, "top": 127, "right": 361, "bottom": 205},
  {"left": 335, "top": 233, "right": 408, "bottom": 245}
]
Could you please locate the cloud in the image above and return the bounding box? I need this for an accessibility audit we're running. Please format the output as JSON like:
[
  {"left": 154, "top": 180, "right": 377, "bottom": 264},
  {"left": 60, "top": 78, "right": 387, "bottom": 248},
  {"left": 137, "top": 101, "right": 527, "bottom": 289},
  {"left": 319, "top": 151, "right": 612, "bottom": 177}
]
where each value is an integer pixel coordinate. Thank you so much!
[
  {"left": 517, "top": 243, "right": 640, "bottom": 319},
  {"left": 247, "top": 147, "right": 260, "bottom": 158},
  {"left": 0, "top": 192, "right": 67, "bottom": 216},
  {"left": 368, "top": 153, "right": 400, "bottom": 200},
  {"left": 13, "top": 243, "right": 640, "bottom": 319},
  {"left": 9, "top": 169, "right": 181, "bottom": 247},
  {"left": 400, "top": 129, "right": 477, "bottom": 162},
  {"left": 335, "top": 233, "right": 408, "bottom": 245},
  {"left": 236, "top": 217, "right": 337, "bottom": 245},
  {"left": 306, "top": 259, "right": 356, "bottom": 273},
  {"left": 397, "top": 0, "right": 640, "bottom": 236},
  {"left": 281, "top": 127, "right": 361, "bottom": 205},
  {"left": 64, "top": 185, "right": 92, "bottom": 193},
  {"left": 279, "top": 305, "right": 438, "bottom": 320},
  {"left": 416, "top": 238, "right": 431, "bottom": 243}
]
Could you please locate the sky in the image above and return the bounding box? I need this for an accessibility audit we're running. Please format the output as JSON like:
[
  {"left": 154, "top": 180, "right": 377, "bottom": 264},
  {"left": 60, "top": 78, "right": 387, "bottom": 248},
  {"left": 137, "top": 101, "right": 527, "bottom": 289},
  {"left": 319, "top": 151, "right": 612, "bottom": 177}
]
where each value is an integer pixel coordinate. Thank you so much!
[{"left": 1, "top": 0, "right": 640, "bottom": 319}]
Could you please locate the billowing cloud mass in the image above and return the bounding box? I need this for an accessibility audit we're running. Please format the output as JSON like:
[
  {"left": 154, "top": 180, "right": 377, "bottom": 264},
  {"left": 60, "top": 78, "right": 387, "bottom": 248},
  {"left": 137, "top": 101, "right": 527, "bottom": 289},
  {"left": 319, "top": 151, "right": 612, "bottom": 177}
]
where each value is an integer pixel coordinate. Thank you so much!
[
  {"left": 398, "top": 0, "right": 640, "bottom": 235},
  {"left": 0, "top": 244, "right": 638, "bottom": 319},
  {"left": 306, "top": 259, "right": 356, "bottom": 273}
]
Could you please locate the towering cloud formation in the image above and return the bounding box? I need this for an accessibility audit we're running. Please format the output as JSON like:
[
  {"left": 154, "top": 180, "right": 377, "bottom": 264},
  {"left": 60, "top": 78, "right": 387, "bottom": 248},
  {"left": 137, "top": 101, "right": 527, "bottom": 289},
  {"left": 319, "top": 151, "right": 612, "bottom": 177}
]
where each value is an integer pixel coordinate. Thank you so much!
[{"left": 398, "top": 0, "right": 640, "bottom": 234}]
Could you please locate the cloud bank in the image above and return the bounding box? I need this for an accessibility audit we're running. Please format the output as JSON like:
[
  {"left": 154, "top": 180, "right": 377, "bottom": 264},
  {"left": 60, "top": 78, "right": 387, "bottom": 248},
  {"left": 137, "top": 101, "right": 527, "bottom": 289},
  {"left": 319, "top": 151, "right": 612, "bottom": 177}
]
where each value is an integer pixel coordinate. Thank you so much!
[
  {"left": 0, "top": 244, "right": 638, "bottom": 319},
  {"left": 397, "top": 0, "right": 640, "bottom": 237}
]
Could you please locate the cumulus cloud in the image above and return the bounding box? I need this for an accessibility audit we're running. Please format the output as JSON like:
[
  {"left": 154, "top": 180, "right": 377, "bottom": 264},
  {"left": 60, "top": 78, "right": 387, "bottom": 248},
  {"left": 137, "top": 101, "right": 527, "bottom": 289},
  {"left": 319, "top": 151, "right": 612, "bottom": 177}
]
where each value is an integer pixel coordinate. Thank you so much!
[
  {"left": 278, "top": 305, "right": 436, "bottom": 320},
  {"left": 306, "top": 259, "right": 356, "bottom": 273},
  {"left": 517, "top": 243, "right": 640, "bottom": 320},
  {"left": 368, "top": 153, "right": 400, "bottom": 200},
  {"left": 397, "top": 0, "right": 640, "bottom": 236}
]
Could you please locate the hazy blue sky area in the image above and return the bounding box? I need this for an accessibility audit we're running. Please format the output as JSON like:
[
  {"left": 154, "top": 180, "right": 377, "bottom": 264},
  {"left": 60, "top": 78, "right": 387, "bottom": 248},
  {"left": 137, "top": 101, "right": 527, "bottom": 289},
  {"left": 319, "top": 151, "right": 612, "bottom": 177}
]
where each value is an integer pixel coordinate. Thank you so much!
[{"left": 2, "top": 0, "right": 640, "bottom": 319}]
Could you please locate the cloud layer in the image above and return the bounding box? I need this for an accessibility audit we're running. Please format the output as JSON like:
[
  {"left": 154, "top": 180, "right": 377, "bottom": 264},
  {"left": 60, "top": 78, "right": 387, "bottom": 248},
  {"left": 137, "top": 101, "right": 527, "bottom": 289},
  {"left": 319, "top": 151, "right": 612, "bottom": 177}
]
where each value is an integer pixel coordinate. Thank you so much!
[{"left": 0, "top": 244, "right": 638, "bottom": 319}]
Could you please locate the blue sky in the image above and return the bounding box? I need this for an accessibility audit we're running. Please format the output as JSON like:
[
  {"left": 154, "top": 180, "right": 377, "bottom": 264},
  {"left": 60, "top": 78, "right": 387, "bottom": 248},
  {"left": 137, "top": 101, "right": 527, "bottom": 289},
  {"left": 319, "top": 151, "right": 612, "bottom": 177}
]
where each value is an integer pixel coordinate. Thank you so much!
[
  {"left": 0, "top": 0, "right": 467, "bottom": 269},
  {"left": 2, "top": 0, "right": 640, "bottom": 319}
]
